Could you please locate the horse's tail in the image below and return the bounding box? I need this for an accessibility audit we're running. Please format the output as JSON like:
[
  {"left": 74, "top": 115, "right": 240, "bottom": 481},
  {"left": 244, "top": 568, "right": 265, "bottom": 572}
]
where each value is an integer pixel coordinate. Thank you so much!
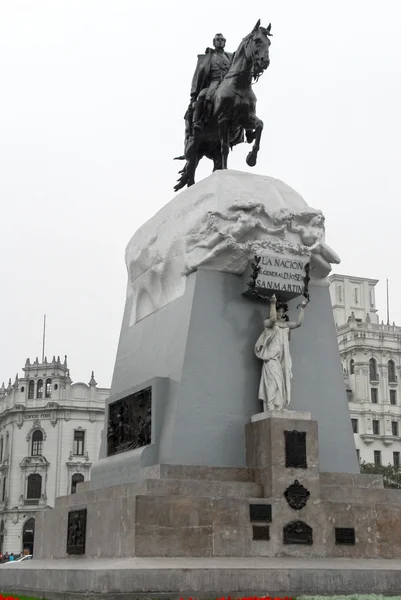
[{"left": 174, "top": 162, "right": 190, "bottom": 192}]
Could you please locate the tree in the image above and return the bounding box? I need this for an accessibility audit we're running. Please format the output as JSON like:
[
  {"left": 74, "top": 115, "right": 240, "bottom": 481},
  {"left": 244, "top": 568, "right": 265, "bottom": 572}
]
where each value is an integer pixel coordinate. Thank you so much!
[{"left": 360, "top": 461, "right": 401, "bottom": 489}]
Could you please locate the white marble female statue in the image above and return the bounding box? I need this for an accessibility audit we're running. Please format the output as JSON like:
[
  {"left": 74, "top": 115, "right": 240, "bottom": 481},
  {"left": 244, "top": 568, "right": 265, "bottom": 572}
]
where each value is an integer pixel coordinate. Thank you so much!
[{"left": 254, "top": 294, "right": 308, "bottom": 411}]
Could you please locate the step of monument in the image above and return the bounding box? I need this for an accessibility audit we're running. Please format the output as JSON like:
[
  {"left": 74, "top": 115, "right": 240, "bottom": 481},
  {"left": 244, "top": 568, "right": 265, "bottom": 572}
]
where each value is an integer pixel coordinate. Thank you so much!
[
  {"left": 142, "top": 477, "right": 264, "bottom": 498},
  {"left": 54, "top": 480, "right": 148, "bottom": 508},
  {"left": 54, "top": 477, "right": 263, "bottom": 509},
  {"left": 320, "top": 484, "right": 387, "bottom": 503},
  {"left": 320, "top": 472, "right": 384, "bottom": 489},
  {"left": 140, "top": 464, "right": 255, "bottom": 482}
]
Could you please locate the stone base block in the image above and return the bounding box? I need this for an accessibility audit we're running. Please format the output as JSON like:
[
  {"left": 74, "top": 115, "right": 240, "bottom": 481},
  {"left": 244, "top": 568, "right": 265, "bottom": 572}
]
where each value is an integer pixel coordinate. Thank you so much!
[
  {"left": 251, "top": 410, "right": 311, "bottom": 422},
  {"left": 31, "top": 416, "right": 401, "bottom": 564}
]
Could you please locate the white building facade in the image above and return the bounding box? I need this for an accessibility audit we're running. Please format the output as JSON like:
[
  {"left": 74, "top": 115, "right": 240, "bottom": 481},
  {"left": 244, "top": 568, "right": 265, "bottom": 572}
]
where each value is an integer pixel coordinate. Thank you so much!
[
  {"left": 0, "top": 356, "right": 109, "bottom": 554},
  {"left": 329, "top": 274, "right": 401, "bottom": 469}
]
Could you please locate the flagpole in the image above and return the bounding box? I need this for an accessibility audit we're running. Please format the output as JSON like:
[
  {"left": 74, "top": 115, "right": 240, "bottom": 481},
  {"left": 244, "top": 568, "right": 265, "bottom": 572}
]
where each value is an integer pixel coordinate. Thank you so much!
[
  {"left": 386, "top": 279, "right": 390, "bottom": 326},
  {"left": 42, "top": 314, "right": 46, "bottom": 362}
]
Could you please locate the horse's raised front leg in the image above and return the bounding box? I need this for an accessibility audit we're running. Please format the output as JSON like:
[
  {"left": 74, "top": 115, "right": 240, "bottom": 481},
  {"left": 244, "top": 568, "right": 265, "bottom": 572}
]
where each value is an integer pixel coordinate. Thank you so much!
[
  {"left": 212, "top": 149, "right": 223, "bottom": 171},
  {"left": 246, "top": 115, "right": 263, "bottom": 167},
  {"left": 218, "top": 118, "right": 230, "bottom": 170}
]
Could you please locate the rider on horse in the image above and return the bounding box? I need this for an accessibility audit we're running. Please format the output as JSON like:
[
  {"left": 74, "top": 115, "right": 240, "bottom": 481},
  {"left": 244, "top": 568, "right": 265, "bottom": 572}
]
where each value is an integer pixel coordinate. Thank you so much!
[
  {"left": 189, "top": 33, "right": 233, "bottom": 133},
  {"left": 175, "top": 21, "right": 272, "bottom": 191}
]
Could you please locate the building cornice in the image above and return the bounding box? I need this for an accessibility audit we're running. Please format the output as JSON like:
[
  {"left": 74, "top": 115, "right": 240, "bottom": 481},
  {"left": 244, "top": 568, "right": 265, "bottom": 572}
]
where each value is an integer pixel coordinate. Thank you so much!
[
  {"left": 329, "top": 273, "right": 379, "bottom": 285},
  {"left": 0, "top": 403, "right": 105, "bottom": 425}
]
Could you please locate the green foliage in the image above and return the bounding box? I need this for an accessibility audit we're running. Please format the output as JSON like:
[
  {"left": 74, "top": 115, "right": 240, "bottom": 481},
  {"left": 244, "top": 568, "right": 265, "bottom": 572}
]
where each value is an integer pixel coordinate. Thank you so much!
[{"left": 360, "top": 461, "right": 401, "bottom": 489}]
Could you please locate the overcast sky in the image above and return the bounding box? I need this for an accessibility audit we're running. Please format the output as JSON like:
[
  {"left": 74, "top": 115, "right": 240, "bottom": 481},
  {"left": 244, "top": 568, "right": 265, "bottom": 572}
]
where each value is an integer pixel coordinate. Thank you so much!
[{"left": 1, "top": 0, "right": 400, "bottom": 388}]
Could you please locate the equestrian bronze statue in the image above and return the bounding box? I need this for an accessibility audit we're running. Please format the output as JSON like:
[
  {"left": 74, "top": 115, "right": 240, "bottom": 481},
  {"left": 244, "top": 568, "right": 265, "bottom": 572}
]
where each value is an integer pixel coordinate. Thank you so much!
[{"left": 174, "top": 20, "right": 272, "bottom": 192}]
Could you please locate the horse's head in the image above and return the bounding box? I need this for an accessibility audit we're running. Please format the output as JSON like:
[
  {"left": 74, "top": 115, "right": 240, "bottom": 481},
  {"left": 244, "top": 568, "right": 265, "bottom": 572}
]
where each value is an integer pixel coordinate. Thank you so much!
[{"left": 248, "top": 19, "right": 272, "bottom": 78}]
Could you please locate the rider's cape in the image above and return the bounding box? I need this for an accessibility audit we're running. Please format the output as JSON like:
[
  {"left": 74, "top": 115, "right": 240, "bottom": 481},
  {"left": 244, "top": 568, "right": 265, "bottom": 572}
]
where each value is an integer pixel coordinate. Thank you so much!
[{"left": 190, "top": 47, "right": 233, "bottom": 100}]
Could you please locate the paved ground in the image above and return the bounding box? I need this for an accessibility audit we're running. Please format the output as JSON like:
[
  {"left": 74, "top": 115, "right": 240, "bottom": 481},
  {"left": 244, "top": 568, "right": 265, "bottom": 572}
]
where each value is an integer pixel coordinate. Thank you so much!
[
  {"left": 2, "top": 556, "right": 401, "bottom": 570},
  {"left": 2, "top": 556, "right": 401, "bottom": 599}
]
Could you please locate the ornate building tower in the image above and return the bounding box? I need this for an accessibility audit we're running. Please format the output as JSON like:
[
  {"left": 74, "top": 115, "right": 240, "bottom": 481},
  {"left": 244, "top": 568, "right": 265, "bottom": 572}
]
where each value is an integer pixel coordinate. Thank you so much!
[
  {"left": 0, "top": 357, "right": 109, "bottom": 554},
  {"left": 329, "top": 274, "right": 401, "bottom": 468}
]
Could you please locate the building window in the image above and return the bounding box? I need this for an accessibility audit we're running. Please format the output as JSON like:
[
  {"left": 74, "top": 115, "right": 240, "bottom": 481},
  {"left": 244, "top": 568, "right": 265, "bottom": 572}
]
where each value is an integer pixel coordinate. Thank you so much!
[
  {"left": 71, "top": 473, "right": 84, "bottom": 494},
  {"left": 369, "top": 358, "right": 378, "bottom": 382},
  {"left": 371, "top": 388, "right": 378, "bottom": 403},
  {"left": 373, "top": 420, "right": 380, "bottom": 435},
  {"left": 73, "top": 431, "right": 85, "bottom": 456},
  {"left": 28, "top": 380, "right": 35, "bottom": 399},
  {"left": 1, "top": 478, "right": 6, "bottom": 502},
  {"left": 337, "top": 285, "right": 343, "bottom": 302},
  {"left": 354, "top": 287, "right": 359, "bottom": 304},
  {"left": 374, "top": 450, "right": 382, "bottom": 467},
  {"left": 0, "top": 438, "right": 3, "bottom": 463},
  {"left": 36, "top": 379, "right": 43, "bottom": 399},
  {"left": 356, "top": 449, "right": 360, "bottom": 463},
  {"left": 392, "top": 421, "right": 399, "bottom": 436},
  {"left": 346, "top": 389, "right": 353, "bottom": 402},
  {"left": 27, "top": 474, "right": 42, "bottom": 499},
  {"left": 350, "top": 359, "right": 355, "bottom": 375},
  {"left": 31, "top": 430, "right": 43, "bottom": 456},
  {"left": 390, "top": 390, "right": 397, "bottom": 405},
  {"left": 393, "top": 452, "right": 400, "bottom": 468},
  {"left": 45, "top": 379, "right": 52, "bottom": 398},
  {"left": 388, "top": 360, "right": 397, "bottom": 383},
  {"left": 351, "top": 418, "right": 358, "bottom": 433}
]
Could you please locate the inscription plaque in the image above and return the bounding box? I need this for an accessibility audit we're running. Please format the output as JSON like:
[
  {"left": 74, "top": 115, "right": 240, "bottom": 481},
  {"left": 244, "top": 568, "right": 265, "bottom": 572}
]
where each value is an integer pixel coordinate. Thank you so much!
[
  {"left": 335, "top": 527, "right": 356, "bottom": 545},
  {"left": 252, "top": 525, "right": 270, "bottom": 541},
  {"left": 244, "top": 252, "right": 309, "bottom": 301},
  {"left": 284, "top": 430, "right": 307, "bottom": 468},
  {"left": 283, "top": 520, "right": 313, "bottom": 545},
  {"left": 67, "top": 509, "right": 87, "bottom": 555},
  {"left": 284, "top": 479, "right": 310, "bottom": 510},
  {"left": 107, "top": 387, "right": 151, "bottom": 456},
  {"left": 249, "top": 504, "right": 272, "bottom": 522}
]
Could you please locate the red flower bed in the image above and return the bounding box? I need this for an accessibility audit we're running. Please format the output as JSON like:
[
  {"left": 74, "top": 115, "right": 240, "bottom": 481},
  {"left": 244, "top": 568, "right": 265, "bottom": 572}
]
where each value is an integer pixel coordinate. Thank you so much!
[
  {"left": 0, "top": 595, "right": 294, "bottom": 600},
  {"left": 180, "top": 597, "right": 293, "bottom": 600}
]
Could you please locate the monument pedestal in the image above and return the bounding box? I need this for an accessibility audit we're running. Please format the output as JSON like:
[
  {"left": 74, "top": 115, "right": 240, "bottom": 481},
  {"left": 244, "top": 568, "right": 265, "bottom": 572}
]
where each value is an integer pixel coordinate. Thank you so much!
[
  {"left": 30, "top": 410, "right": 401, "bottom": 562},
  {"left": 8, "top": 171, "right": 401, "bottom": 597},
  {"left": 7, "top": 410, "right": 401, "bottom": 597}
]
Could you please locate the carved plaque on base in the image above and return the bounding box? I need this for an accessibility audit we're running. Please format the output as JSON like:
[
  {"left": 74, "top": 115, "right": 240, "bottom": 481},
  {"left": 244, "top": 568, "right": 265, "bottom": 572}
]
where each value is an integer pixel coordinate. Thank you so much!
[
  {"left": 252, "top": 525, "right": 270, "bottom": 541},
  {"left": 283, "top": 520, "right": 313, "bottom": 545},
  {"left": 335, "top": 527, "right": 355, "bottom": 545},
  {"left": 249, "top": 504, "right": 272, "bottom": 522},
  {"left": 284, "top": 479, "right": 310, "bottom": 510},
  {"left": 284, "top": 430, "right": 307, "bottom": 468},
  {"left": 107, "top": 387, "right": 151, "bottom": 456},
  {"left": 67, "top": 509, "right": 87, "bottom": 555}
]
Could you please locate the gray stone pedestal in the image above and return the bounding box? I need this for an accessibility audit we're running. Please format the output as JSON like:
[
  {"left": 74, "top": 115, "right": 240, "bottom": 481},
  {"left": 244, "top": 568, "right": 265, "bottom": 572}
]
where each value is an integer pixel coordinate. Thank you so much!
[{"left": 91, "top": 269, "right": 358, "bottom": 491}]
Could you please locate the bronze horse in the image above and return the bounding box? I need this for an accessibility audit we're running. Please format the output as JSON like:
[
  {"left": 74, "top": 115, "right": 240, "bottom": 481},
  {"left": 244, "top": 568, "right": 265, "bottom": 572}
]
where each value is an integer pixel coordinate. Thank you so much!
[{"left": 174, "top": 20, "right": 272, "bottom": 192}]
